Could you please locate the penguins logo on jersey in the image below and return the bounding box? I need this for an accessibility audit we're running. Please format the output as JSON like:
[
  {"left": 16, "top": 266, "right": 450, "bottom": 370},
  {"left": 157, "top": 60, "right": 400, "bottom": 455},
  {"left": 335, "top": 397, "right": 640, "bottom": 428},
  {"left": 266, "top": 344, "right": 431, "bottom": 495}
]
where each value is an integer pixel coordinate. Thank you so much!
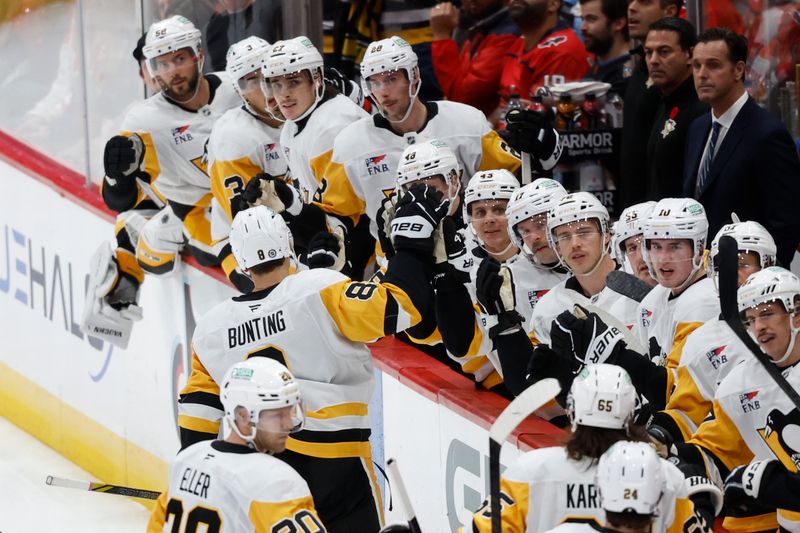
[
  {"left": 365, "top": 154, "right": 390, "bottom": 176},
  {"left": 705, "top": 345, "right": 727, "bottom": 370},
  {"left": 757, "top": 407, "right": 800, "bottom": 472},
  {"left": 172, "top": 125, "right": 194, "bottom": 145}
]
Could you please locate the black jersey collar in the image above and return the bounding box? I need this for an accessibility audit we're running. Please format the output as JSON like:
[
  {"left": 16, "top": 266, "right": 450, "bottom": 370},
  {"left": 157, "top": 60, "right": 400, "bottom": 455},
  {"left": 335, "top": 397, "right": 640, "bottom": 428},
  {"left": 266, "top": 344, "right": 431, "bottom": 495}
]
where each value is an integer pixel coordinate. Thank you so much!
[
  {"left": 233, "top": 284, "right": 279, "bottom": 302},
  {"left": 211, "top": 440, "right": 258, "bottom": 454},
  {"left": 372, "top": 100, "right": 439, "bottom": 136}
]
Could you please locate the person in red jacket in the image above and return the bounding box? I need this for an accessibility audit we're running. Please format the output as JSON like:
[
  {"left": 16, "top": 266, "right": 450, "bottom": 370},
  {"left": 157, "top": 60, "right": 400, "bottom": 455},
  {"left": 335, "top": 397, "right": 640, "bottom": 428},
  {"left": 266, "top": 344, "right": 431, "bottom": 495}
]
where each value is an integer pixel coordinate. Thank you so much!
[{"left": 430, "top": 0, "right": 520, "bottom": 117}]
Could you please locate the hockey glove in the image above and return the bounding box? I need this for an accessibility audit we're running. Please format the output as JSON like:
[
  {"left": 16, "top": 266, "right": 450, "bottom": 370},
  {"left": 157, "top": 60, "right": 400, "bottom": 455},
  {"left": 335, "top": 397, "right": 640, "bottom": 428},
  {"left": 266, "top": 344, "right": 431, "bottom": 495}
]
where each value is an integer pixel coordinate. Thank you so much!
[
  {"left": 475, "top": 257, "right": 524, "bottom": 338},
  {"left": 104, "top": 134, "right": 146, "bottom": 183},
  {"left": 501, "top": 108, "right": 562, "bottom": 171},
  {"left": 433, "top": 216, "right": 472, "bottom": 282},
  {"left": 324, "top": 67, "right": 364, "bottom": 106},
  {"left": 724, "top": 459, "right": 776, "bottom": 513},
  {"left": 307, "top": 226, "right": 349, "bottom": 272},
  {"left": 668, "top": 454, "right": 724, "bottom": 519},
  {"left": 242, "top": 173, "right": 303, "bottom": 216},
  {"left": 550, "top": 305, "right": 625, "bottom": 373},
  {"left": 376, "top": 193, "right": 397, "bottom": 261},
  {"left": 390, "top": 184, "right": 448, "bottom": 254},
  {"left": 527, "top": 345, "right": 574, "bottom": 405}
]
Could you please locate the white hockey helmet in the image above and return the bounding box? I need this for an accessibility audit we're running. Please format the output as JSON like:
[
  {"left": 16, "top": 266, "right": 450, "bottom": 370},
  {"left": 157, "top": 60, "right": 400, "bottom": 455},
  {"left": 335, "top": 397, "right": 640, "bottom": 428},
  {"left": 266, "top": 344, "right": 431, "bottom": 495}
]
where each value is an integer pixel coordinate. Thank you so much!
[
  {"left": 547, "top": 192, "right": 610, "bottom": 273},
  {"left": 709, "top": 218, "right": 776, "bottom": 273},
  {"left": 221, "top": 358, "right": 304, "bottom": 448},
  {"left": 262, "top": 36, "right": 324, "bottom": 122},
  {"left": 462, "top": 170, "right": 519, "bottom": 254},
  {"left": 143, "top": 15, "right": 202, "bottom": 78},
  {"left": 226, "top": 36, "right": 271, "bottom": 98},
  {"left": 738, "top": 267, "right": 800, "bottom": 364},
  {"left": 597, "top": 441, "right": 664, "bottom": 516},
  {"left": 566, "top": 364, "right": 640, "bottom": 431},
  {"left": 230, "top": 206, "right": 294, "bottom": 269},
  {"left": 360, "top": 36, "right": 420, "bottom": 122},
  {"left": 612, "top": 201, "right": 656, "bottom": 264},
  {"left": 396, "top": 139, "right": 462, "bottom": 213},
  {"left": 506, "top": 179, "right": 567, "bottom": 263}
]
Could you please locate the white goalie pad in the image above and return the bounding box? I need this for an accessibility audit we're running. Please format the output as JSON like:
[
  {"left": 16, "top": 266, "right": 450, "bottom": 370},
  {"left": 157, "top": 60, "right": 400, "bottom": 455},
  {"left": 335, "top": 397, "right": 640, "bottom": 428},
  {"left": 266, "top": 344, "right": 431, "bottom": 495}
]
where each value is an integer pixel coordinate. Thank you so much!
[{"left": 136, "top": 205, "right": 185, "bottom": 275}]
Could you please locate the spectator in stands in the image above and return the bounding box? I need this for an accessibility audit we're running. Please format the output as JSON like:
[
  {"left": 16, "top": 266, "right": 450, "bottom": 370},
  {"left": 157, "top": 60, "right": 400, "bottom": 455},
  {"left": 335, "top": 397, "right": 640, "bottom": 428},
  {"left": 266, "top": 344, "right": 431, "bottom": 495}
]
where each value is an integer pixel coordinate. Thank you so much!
[
  {"left": 643, "top": 17, "right": 707, "bottom": 199},
  {"left": 580, "top": 0, "right": 632, "bottom": 96},
  {"left": 430, "top": 0, "right": 519, "bottom": 117},
  {"left": 683, "top": 28, "right": 800, "bottom": 267},
  {"left": 205, "top": 0, "right": 282, "bottom": 71},
  {"left": 618, "top": 0, "right": 681, "bottom": 207},
  {"left": 493, "top": 0, "right": 589, "bottom": 124},
  {"left": 132, "top": 32, "right": 160, "bottom": 94}
]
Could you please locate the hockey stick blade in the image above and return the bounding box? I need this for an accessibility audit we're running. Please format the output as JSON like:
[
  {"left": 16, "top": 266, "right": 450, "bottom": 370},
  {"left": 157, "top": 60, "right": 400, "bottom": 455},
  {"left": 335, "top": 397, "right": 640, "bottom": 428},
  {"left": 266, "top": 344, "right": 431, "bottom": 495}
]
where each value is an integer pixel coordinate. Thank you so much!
[
  {"left": 385, "top": 458, "right": 423, "bottom": 533},
  {"left": 606, "top": 270, "right": 653, "bottom": 303},
  {"left": 718, "top": 235, "right": 800, "bottom": 411},
  {"left": 46, "top": 475, "right": 161, "bottom": 500},
  {"left": 489, "top": 378, "right": 560, "bottom": 533}
]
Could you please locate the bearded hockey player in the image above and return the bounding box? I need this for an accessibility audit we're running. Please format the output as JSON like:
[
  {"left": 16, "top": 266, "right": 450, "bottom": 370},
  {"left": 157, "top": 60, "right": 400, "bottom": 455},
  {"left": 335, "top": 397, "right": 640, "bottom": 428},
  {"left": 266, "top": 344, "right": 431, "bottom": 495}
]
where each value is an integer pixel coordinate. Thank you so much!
[
  {"left": 147, "top": 358, "right": 325, "bottom": 532},
  {"left": 207, "top": 36, "right": 288, "bottom": 293},
  {"left": 611, "top": 201, "right": 657, "bottom": 286},
  {"left": 466, "top": 364, "right": 715, "bottom": 532},
  {"left": 84, "top": 15, "right": 239, "bottom": 347},
  {"left": 177, "top": 193, "right": 445, "bottom": 532}
]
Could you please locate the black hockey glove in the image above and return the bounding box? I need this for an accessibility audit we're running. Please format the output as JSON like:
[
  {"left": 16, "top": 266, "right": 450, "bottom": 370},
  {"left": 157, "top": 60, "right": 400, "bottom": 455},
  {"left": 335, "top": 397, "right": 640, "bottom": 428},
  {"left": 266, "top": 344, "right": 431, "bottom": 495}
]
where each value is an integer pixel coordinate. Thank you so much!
[
  {"left": 527, "top": 345, "right": 574, "bottom": 405},
  {"left": 376, "top": 193, "right": 396, "bottom": 261},
  {"left": 500, "top": 108, "right": 562, "bottom": 171},
  {"left": 667, "top": 455, "right": 724, "bottom": 521},
  {"left": 104, "top": 134, "right": 146, "bottom": 182},
  {"left": 550, "top": 305, "right": 626, "bottom": 373},
  {"left": 390, "top": 184, "right": 448, "bottom": 254},
  {"left": 724, "top": 460, "right": 777, "bottom": 515},
  {"left": 475, "top": 256, "right": 524, "bottom": 338},
  {"left": 433, "top": 216, "right": 472, "bottom": 283},
  {"left": 242, "top": 173, "right": 303, "bottom": 216},
  {"left": 324, "top": 67, "right": 363, "bottom": 105},
  {"left": 306, "top": 228, "right": 349, "bottom": 273}
]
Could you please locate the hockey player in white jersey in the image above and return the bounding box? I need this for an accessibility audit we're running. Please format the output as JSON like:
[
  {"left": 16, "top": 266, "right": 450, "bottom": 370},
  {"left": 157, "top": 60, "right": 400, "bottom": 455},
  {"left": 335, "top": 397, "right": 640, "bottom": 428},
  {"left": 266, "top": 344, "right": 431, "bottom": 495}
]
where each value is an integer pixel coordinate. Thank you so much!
[
  {"left": 84, "top": 15, "right": 239, "bottom": 347},
  {"left": 679, "top": 266, "right": 800, "bottom": 531},
  {"left": 655, "top": 220, "right": 777, "bottom": 442},
  {"left": 207, "top": 36, "right": 288, "bottom": 293},
  {"left": 148, "top": 357, "right": 326, "bottom": 533},
  {"left": 611, "top": 201, "right": 657, "bottom": 286},
  {"left": 178, "top": 196, "right": 446, "bottom": 532},
  {"left": 466, "top": 364, "right": 714, "bottom": 532},
  {"left": 435, "top": 176, "right": 568, "bottom": 394},
  {"left": 546, "top": 442, "right": 672, "bottom": 533}
]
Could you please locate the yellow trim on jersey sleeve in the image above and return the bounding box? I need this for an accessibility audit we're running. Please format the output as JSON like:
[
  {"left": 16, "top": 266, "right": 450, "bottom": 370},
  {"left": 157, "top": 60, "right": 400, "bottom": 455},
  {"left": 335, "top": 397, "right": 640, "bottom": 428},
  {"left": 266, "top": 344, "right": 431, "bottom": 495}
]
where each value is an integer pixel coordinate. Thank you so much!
[
  {"left": 404, "top": 324, "right": 443, "bottom": 346},
  {"left": 136, "top": 238, "right": 177, "bottom": 271},
  {"left": 469, "top": 477, "right": 529, "bottom": 533},
  {"left": 664, "top": 321, "right": 703, "bottom": 403},
  {"left": 689, "top": 398, "right": 753, "bottom": 472},
  {"left": 478, "top": 130, "right": 522, "bottom": 174},
  {"left": 248, "top": 494, "right": 323, "bottom": 532},
  {"left": 177, "top": 414, "right": 221, "bottom": 434},
  {"left": 181, "top": 353, "right": 221, "bottom": 397},
  {"left": 779, "top": 509, "right": 800, "bottom": 528},
  {"left": 210, "top": 156, "right": 263, "bottom": 222},
  {"left": 146, "top": 491, "right": 168, "bottom": 533},
  {"left": 221, "top": 252, "right": 239, "bottom": 279},
  {"left": 306, "top": 402, "right": 369, "bottom": 420},
  {"left": 663, "top": 364, "right": 708, "bottom": 440},
  {"left": 120, "top": 130, "right": 166, "bottom": 204},
  {"left": 181, "top": 202, "right": 215, "bottom": 248},
  {"left": 723, "top": 512, "right": 779, "bottom": 532},
  {"left": 319, "top": 280, "right": 422, "bottom": 343},
  {"left": 286, "top": 438, "right": 372, "bottom": 459},
  {"left": 482, "top": 371, "right": 503, "bottom": 390},
  {"left": 665, "top": 497, "right": 702, "bottom": 533},
  {"left": 314, "top": 159, "right": 366, "bottom": 225},
  {"left": 309, "top": 148, "right": 334, "bottom": 186}
]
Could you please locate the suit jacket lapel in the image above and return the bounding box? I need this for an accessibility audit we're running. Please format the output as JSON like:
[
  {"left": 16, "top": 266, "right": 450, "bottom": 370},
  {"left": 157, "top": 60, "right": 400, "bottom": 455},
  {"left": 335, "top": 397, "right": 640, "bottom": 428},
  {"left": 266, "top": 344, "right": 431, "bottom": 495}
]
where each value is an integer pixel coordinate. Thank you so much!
[{"left": 698, "top": 99, "right": 753, "bottom": 196}]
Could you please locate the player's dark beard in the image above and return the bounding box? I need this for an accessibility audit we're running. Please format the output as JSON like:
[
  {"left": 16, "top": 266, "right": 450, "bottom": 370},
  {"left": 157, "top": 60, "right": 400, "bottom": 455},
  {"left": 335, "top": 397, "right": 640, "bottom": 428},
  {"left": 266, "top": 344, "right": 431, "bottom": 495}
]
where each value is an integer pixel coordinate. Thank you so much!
[
  {"left": 163, "top": 69, "right": 201, "bottom": 103},
  {"left": 585, "top": 31, "right": 613, "bottom": 56},
  {"left": 508, "top": 0, "right": 549, "bottom": 31}
]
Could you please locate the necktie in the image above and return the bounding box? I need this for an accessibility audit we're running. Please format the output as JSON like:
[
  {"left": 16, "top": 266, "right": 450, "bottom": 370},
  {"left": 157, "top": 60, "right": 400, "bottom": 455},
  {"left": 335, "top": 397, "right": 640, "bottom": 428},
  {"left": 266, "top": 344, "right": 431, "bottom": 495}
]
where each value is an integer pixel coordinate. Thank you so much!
[{"left": 695, "top": 122, "right": 722, "bottom": 196}]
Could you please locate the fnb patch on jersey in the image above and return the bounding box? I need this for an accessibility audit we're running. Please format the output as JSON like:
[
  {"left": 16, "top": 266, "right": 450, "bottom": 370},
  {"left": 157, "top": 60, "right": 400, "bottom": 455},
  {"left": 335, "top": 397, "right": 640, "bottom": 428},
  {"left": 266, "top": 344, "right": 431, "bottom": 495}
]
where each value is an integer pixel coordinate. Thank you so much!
[
  {"left": 705, "top": 345, "right": 727, "bottom": 370},
  {"left": 172, "top": 125, "right": 194, "bottom": 145},
  {"left": 365, "top": 154, "right": 390, "bottom": 176},
  {"left": 264, "top": 143, "right": 281, "bottom": 161},
  {"left": 739, "top": 391, "right": 761, "bottom": 413},
  {"left": 641, "top": 308, "right": 653, "bottom": 328},
  {"left": 527, "top": 289, "right": 549, "bottom": 310}
]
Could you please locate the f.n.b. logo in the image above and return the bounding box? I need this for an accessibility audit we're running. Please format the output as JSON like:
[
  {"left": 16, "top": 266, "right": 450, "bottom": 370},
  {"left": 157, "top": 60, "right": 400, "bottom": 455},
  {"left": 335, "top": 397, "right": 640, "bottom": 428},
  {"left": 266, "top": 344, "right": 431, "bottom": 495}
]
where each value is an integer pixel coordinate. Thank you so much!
[
  {"left": 365, "top": 154, "right": 390, "bottom": 176},
  {"left": 171, "top": 125, "right": 194, "bottom": 145}
]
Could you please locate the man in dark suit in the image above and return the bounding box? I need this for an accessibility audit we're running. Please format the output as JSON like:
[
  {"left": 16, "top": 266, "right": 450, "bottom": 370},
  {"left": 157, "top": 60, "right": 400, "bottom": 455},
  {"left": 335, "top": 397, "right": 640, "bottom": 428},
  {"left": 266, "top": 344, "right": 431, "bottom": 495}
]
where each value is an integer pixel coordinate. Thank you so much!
[{"left": 683, "top": 28, "right": 800, "bottom": 267}]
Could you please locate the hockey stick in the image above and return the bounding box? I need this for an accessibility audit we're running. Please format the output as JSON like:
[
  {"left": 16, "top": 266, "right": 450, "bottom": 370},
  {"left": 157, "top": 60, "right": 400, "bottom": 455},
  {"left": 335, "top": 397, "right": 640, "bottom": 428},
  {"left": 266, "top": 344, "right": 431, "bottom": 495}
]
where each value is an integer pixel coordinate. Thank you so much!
[
  {"left": 521, "top": 153, "right": 532, "bottom": 185},
  {"left": 385, "top": 458, "right": 423, "bottom": 533},
  {"left": 718, "top": 235, "right": 800, "bottom": 411},
  {"left": 489, "top": 378, "right": 561, "bottom": 533},
  {"left": 605, "top": 270, "right": 653, "bottom": 304},
  {"left": 45, "top": 475, "right": 161, "bottom": 500}
]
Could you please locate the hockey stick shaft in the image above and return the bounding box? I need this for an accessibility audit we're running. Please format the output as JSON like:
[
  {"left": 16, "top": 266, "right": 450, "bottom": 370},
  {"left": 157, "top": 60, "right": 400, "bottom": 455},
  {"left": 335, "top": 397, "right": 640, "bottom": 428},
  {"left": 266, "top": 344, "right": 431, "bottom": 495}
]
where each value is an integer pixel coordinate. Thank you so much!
[
  {"left": 46, "top": 475, "right": 161, "bottom": 500},
  {"left": 385, "top": 458, "right": 423, "bottom": 533},
  {"left": 489, "top": 378, "right": 561, "bottom": 533},
  {"left": 521, "top": 153, "right": 532, "bottom": 185},
  {"left": 718, "top": 236, "right": 800, "bottom": 411}
]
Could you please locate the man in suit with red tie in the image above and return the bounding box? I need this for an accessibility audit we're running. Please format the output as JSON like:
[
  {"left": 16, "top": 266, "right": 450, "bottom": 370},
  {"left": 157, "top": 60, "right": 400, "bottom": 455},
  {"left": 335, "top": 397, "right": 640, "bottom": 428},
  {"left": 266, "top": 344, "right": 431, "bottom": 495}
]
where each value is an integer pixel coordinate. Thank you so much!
[{"left": 683, "top": 27, "right": 800, "bottom": 267}]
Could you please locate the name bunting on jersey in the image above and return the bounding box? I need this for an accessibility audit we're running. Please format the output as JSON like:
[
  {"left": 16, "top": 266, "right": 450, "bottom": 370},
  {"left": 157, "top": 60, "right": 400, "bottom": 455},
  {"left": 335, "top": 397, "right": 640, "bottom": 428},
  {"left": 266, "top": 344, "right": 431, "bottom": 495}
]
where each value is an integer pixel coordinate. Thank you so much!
[
  {"left": 171, "top": 125, "right": 194, "bottom": 145},
  {"left": 739, "top": 391, "right": 761, "bottom": 413},
  {"left": 365, "top": 154, "right": 390, "bottom": 176},
  {"left": 227, "top": 309, "right": 291, "bottom": 348}
]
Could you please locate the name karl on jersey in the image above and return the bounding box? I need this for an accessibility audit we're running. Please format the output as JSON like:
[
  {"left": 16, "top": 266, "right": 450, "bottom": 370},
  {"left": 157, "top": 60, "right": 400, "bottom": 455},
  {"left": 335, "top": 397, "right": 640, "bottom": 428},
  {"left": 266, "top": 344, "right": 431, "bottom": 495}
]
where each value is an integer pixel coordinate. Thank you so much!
[
  {"left": 366, "top": 154, "right": 390, "bottom": 176},
  {"left": 567, "top": 483, "right": 599, "bottom": 509},
  {"left": 228, "top": 309, "right": 289, "bottom": 348},
  {"left": 180, "top": 467, "right": 211, "bottom": 498}
]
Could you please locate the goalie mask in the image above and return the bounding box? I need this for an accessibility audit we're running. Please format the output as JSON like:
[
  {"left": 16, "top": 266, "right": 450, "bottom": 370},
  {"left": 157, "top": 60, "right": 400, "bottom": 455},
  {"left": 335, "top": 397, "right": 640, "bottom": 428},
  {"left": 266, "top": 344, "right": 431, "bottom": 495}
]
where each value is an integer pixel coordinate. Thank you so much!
[
  {"left": 143, "top": 15, "right": 203, "bottom": 104},
  {"left": 226, "top": 36, "right": 272, "bottom": 117},
  {"left": 738, "top": 266, "right": 800, "bottom": 364},
  {"left": 566, "top": 364, "right": 640, "bottom": 432},
  {"left": 221, "top": 358, "right": 304, "bottom": 452},
  {"left": 395, "top": 139, "right": 462, "bottom": 215},
  {"left": 262, "top": 36, "right": 324, "bottom": 123},
  {"left": 597, "top": 441, "right": 664, "bottom": 516},
  {"left": 230, "top": 205, "right": 294, "bottom": 270},
  {"left": 360, "top": 36, "right": 420, "bottom": 123},
  {"left": 506, "top": 178, "right": 566, "bottom": 268},
  {"left": 463, "top": 170, "right": 519, "bottom": 256}
]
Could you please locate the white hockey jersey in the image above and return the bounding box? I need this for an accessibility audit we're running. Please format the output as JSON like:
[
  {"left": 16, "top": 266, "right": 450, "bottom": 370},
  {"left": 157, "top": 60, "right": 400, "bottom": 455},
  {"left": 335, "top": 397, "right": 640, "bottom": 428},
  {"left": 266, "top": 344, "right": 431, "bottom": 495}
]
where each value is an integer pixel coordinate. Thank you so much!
[
  {"left": 662, "top": 317, "right": 747, "bottom": 439},
  {"left": 467, "top": 446, "right": 699, "bottom": 533},
  {"left": 147, "top": 439, "right": 325, "bottom": 533},
  {"left": 115, "top": 73, "right": 240, "bottom": 208},
  {"left": 318, "top": 100, "right": 521, "bottom": 231},
  {"left": 545, "top": 524, "right": 605, "bottom": 533},
  {"left": 178, "top": 268, "right": 420, "bottom": 459},
  {"left": 528, "top": 275, "right": 640, "bottom": 347},
  {"left": 279, "top": 93, "right": 368, "bottom": 202},
  {"left": 635, "top": 277, "right": 719, "bottom": 399},
  {"left": 689, "top": 359, "right": 800, "bottom": 532}
]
